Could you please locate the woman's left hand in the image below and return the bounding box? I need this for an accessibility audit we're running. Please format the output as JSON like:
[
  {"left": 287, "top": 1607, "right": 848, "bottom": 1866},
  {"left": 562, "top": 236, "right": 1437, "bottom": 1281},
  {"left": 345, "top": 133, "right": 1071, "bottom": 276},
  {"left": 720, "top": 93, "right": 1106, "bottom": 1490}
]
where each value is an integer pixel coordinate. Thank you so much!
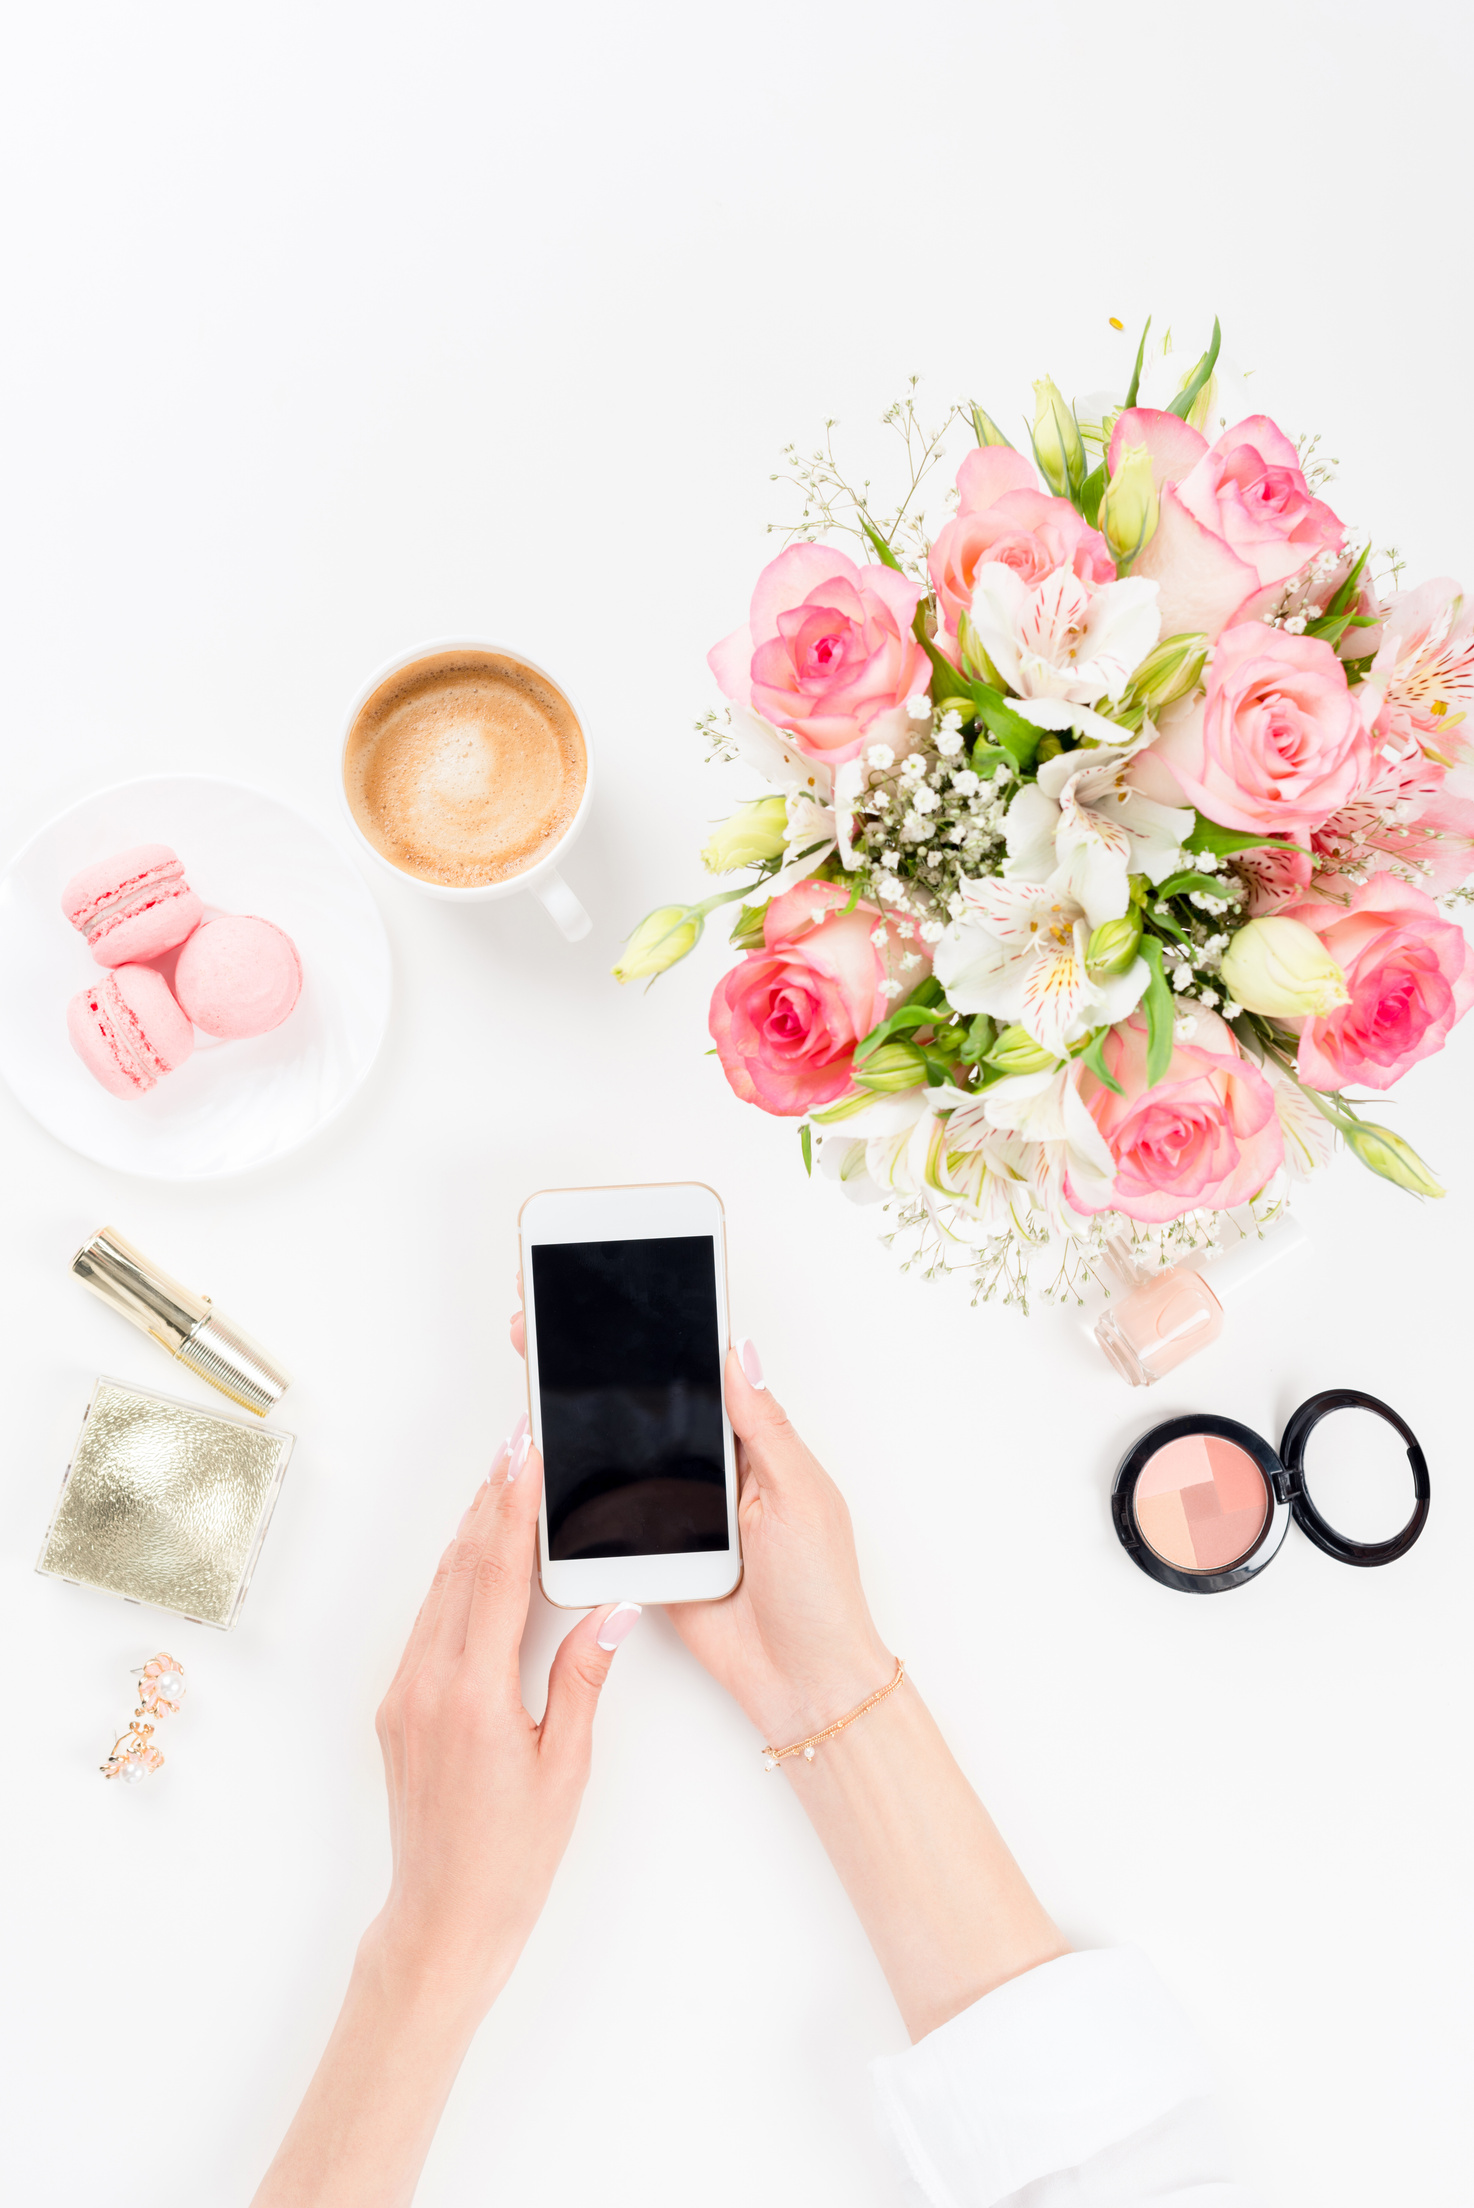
[
  {"left": 369, "top": 1423, "right": 639, "bottom": 2021},
  {"left": 253, "top": 1432, "right": 639, "bottom": 2207}
]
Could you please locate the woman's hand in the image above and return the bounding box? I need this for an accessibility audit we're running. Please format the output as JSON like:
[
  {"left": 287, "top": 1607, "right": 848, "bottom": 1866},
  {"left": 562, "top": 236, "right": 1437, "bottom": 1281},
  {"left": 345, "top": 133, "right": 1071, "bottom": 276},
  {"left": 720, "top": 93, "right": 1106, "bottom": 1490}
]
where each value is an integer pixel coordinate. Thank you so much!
[
  {"left": 508, "top": 1300, "right": 1065, "bottom": 2042},
  {"left": 370, "top": 1423, "right": 639, "bottom": 2015},
  {"left": 667, "top": 1346, "right": 895, "bottom": 1747},
  {"left": 510, "top": 1292, "right": 889, "bottom": 1748},
  {"left": 251, "top": 1431, "right": 639, "bottom": 2207}
]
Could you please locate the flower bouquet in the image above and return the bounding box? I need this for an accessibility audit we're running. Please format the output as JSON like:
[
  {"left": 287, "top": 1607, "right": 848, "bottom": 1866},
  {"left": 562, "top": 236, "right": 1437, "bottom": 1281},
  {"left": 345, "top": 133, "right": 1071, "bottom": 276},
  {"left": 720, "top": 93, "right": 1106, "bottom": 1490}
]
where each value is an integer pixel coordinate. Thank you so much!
[{"left": 618, "top": 322, "right": 1474, "bottom": 1304}]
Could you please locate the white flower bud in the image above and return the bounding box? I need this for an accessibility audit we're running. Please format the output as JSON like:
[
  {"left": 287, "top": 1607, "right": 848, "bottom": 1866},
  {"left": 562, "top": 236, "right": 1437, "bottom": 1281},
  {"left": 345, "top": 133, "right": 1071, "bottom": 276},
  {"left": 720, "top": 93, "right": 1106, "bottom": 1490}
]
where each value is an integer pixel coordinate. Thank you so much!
[{"left": 1220, "top": 917, "right": 1351, "bottom": 1019}]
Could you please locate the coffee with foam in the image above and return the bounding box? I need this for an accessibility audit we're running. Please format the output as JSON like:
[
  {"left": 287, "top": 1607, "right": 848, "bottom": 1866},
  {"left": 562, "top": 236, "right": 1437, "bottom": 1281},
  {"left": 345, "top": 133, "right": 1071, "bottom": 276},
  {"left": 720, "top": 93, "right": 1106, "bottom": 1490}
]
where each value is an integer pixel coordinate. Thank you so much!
[{"left": 343, "top": 650, "right": 587, "bottom": 889}]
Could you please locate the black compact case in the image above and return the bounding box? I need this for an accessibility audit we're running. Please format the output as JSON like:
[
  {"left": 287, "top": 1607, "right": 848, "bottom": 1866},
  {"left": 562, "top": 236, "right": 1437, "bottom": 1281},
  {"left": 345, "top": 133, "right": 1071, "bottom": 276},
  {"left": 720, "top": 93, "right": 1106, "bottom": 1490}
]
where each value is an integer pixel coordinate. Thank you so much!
[{"left": 1112, "top": 1388, "right": 1430, "bottom": 1595}]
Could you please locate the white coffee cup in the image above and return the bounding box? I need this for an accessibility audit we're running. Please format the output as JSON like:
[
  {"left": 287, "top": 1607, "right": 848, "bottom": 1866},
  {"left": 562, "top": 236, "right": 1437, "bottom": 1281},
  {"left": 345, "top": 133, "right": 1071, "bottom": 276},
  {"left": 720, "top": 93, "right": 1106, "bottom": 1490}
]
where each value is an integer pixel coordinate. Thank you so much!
[{"left": 338, "top": 638, "right": 593, "bottom": 941}]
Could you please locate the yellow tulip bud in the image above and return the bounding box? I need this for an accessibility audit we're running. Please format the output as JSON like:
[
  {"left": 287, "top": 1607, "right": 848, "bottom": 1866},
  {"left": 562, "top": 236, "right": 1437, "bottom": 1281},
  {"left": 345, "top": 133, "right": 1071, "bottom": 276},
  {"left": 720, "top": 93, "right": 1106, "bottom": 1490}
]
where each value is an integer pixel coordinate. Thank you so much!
[
  {"left": 852, "top": 1039, "right": 929, "bottom": 1093},
  {"left": 985, "top": 1024, "right": 1061, "bottom": 1076},
  {"left": 1220, "top": 918, "right": 1350, "bottom": 1019},
  {"left": 612, "top": 904, "right": 701, "bottom": 984},
  {"left": 1342, "top": 1121, "right": 1444, "bottom": 1198},
  {"left": 1098, "top": 441, "right": 1159, "bottom": 565},
  {"left": 1086, "top": 916, "right": 1142, "bottom": 975},
  {"left": 701, "top": 797, "right": 789, "bottom": 874},
  {"left": 1031, "top": 377, "right": 1087, "bottom": 499}
]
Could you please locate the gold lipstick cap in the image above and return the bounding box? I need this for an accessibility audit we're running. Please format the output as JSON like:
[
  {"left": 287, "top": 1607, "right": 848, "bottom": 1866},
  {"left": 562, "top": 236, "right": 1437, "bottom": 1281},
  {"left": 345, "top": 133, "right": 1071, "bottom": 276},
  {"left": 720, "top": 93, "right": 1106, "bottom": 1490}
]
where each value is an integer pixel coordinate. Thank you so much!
[{"left": 71, "top": 1226, "right": 291, "bottom": 1418}]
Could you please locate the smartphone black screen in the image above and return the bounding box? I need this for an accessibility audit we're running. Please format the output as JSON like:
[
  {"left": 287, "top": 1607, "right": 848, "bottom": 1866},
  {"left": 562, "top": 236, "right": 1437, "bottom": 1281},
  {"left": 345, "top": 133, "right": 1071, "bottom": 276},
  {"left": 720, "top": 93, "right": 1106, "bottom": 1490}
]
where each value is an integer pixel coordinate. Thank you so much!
[{"left": 530, "top": 1235, "right": 728, "bottom": 1561}]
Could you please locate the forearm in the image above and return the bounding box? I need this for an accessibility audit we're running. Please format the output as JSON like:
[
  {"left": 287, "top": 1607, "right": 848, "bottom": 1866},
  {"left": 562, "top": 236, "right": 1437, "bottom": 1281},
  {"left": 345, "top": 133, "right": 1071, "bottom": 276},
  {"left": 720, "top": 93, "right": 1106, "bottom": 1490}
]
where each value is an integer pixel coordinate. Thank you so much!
[
  {"left": 250, "top": 1922, "right": 494, "bottom": 2208},
  {"left": 783, "top": 1678, "right": 1069, "bottom": 2042}
]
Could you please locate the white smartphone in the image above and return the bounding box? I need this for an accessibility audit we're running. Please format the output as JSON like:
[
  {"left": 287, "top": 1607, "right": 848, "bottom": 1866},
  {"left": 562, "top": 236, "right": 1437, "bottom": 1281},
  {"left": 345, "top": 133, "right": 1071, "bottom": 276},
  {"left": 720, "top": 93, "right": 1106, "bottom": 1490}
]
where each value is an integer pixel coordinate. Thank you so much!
[{"left": 519, "top": 1181, "right": 742, "bottom": 1609}]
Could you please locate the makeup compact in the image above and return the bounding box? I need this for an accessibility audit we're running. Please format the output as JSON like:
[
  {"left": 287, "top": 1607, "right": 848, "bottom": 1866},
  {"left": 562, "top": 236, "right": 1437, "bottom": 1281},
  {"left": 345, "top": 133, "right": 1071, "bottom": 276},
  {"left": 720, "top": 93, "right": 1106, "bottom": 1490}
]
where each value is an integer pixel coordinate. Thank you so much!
[
  {"left": 37, "top": 1376, "right": 295, "bottom": 1628},
  {"left": 1112, "top": 1389, "right": 1429, "bottom": 1594}
]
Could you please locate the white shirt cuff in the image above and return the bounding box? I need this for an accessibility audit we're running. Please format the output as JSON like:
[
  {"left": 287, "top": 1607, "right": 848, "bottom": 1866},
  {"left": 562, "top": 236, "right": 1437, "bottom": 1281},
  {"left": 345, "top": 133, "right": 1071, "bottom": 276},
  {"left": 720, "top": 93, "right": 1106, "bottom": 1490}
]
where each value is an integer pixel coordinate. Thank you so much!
[{"left": 870, "top": 1947, "right": 1225, "bottom": 2208}]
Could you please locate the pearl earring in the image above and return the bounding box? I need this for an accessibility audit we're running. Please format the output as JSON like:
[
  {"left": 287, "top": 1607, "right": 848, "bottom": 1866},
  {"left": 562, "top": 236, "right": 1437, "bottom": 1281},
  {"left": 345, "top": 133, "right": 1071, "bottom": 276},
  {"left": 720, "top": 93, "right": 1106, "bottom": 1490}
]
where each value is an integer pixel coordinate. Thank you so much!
[{"left": 101, "top": 1653, "right": 187, "bottom": 1783}]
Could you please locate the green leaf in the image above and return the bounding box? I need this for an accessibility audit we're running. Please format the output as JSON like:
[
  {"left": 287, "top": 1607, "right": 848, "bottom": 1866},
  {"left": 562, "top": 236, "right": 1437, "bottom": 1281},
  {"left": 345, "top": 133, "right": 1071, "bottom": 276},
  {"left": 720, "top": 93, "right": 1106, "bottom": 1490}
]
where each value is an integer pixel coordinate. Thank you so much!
[
  {"left": 1166, "top": 316, "right": 1221, "bottom": 421},
  {"left": 1123, "top": 315, "right": 1152, "bottom": 410},
  {"left": 859, "top": 517, "right": 904, "bottom": 572},
  {"left": 1078, "top": 459, "right": 1107, "bottom": 527},
  {"left": 959, "top": 1013, "right": 997, "bottom": 1065},
  {"left": 728, "top": 902, "right": 767, "bottom": 949},
  {"left": 970, "top": 739, "right": 1008, "bottom": 776},
  {"left": 971, "top": 684, "right": 1043, "bottom": 772},
  {"left": 1323, "top": 538, "right": 1370, "bottom": 621},
  {"left": 1140, "top": 935, "right": 1175, "bottom": 1087},
  {"left": 1151, "top": 868, "right": 1237, "bottom": 902},
  {"left": 1184, "top": 812, "right": 1301, "bottom": 859},
  {"left": 1148, "top": 904, "right": 1190, "bottom": 944},
  {"left": 851, "top": 979, "right": 944, "bottom": 1063},
  {"left": 1074, "top": 1026, "right": 1124, "bottom": 1096},
  {"left": 799, "top": 1122, "right": 812, "bottom": 1177},
  {"left": 912, "top": 604, "right": 966, "bottom": 701}
]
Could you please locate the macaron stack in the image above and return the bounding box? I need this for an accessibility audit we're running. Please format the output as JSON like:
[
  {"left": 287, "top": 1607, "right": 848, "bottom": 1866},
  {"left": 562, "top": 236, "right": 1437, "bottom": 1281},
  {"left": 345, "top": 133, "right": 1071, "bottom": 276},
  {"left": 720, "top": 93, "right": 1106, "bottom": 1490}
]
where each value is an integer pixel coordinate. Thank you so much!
[{"left": 62, "top": 844, "right": 302, "bottom": 1100}]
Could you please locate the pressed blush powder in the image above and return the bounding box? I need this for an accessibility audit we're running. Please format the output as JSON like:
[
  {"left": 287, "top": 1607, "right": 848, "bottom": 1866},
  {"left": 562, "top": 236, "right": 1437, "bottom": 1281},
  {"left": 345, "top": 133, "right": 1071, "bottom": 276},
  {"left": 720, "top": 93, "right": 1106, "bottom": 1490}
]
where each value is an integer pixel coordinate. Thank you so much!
[
  {"left": 1133, "top": 1433, "right": 1269, "bottom": 1573},
  {"left": 1113, "top": 1395, "right": 1431, "bottom": 1595}
]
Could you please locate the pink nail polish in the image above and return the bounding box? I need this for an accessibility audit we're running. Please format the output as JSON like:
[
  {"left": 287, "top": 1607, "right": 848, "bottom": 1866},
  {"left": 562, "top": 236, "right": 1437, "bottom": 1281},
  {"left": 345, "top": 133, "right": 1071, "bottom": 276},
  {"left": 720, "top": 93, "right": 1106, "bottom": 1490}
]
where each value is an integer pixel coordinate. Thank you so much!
[
  {"left": 740, "top": 1338, "right": 766, "bottom": 1391},
  {"left": 507, "top": 1414, "right": 531, "bottom": 1482},
  {"left": 597, "top": 1601, "right": 642, "bottom": 1651}
]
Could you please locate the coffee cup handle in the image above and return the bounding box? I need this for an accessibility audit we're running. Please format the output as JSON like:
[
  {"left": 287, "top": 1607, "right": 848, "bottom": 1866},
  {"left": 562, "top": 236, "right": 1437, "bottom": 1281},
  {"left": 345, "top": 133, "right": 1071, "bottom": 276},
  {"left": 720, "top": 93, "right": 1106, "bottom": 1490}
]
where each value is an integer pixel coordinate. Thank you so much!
[{"left": 532, "top": 866, "right": 592, "bottom": 942}]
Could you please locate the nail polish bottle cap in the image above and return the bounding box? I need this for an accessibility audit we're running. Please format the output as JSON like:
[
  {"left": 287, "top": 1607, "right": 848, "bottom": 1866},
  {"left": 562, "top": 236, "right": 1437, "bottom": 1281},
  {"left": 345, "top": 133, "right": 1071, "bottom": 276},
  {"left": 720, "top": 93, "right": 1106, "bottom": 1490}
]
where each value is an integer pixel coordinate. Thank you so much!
[{"left": 1200, "top": 1213, "right": 1308, "bottom": 1305}]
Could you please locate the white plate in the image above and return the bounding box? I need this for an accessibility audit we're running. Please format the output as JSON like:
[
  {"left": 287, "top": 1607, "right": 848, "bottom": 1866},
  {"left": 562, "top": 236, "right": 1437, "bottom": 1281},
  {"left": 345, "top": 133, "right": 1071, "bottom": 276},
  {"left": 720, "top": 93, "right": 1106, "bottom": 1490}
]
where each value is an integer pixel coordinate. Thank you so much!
[{"left": 0, "top": 776, "right": 391, "bottom": 1178}]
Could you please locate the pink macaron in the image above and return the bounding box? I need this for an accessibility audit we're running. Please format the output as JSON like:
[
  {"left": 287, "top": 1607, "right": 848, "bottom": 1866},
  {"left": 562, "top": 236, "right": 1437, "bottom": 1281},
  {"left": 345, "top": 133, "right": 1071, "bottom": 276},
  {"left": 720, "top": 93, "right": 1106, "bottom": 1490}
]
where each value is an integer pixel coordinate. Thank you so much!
[
  {"left": 173, "top": 915, "right": 303, "bottom": 1039},
  {"left": 61, "top": 844, "right": 204, "bottom": 967},
  {"left": 68, "top": 965, "right": 196, "bottom": 1099}
]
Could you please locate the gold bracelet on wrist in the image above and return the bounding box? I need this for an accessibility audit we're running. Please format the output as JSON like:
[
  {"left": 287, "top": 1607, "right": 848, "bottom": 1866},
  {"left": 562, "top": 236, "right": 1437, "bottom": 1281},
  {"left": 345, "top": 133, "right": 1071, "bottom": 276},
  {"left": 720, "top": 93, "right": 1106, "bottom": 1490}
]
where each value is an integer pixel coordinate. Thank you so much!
[{"left": 761, "top": 1657, "right": 905, "bottom": 1770}]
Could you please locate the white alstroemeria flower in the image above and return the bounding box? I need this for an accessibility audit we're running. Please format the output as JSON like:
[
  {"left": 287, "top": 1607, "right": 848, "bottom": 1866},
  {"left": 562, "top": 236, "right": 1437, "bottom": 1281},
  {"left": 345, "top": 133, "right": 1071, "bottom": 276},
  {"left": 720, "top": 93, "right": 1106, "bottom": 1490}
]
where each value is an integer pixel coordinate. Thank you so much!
[
  {"left": 761, "top": 760, "right": 867, "bottom": 896},
  {"left": 1003, "top": 745, "right": 1195, "bottom": 926},
  {"left": 969, "top": 562, "right": 1161, "bottom": 709},
  {"left": 726, "top": 703, "right": 833, "bottom": 800},
  {"left": 970, "top": 1064, "right": 1117, "bottom": 1224},
  {"left": 827, "top": 1086, "right": 1039, "bottom": 1241},
  {"left": 1261, "top": 1058, "right": 1336, "bottom": 1180},
  {"left": 933, "top": 876, "right": 1149, "bottom": 1057}
]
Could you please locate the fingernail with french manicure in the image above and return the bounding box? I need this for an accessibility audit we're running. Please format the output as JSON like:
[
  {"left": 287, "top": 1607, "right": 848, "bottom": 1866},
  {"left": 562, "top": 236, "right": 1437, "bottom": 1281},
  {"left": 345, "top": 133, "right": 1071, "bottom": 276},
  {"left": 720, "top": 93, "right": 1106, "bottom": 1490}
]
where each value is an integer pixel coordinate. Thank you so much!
[
  {"left": 506, "top": 1413, "right": 531, "bottom": 1482},
  {"left": 740, "top": 1338, "right": 766, "bottom": 1391},
  {"left": 597, "top": 1602, "right": 642, "bottom": 1651}
]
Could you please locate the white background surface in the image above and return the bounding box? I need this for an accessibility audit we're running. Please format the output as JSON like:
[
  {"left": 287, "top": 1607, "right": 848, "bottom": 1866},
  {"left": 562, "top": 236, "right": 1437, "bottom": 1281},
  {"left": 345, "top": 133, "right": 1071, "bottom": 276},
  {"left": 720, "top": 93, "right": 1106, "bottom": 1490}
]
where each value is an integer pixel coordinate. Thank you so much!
[{"left": 1, "top": 6, "right": 1469, "bottom": 2204}]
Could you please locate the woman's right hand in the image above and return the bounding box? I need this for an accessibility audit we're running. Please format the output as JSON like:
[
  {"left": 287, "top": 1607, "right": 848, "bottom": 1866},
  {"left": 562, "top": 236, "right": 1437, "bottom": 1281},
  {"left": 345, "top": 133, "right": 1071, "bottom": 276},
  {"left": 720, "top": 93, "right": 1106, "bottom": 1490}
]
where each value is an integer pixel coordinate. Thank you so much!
[
  {"left": 665, "top": 1344, "right": 896, "bottom": 1748},
  {"left": 510, "top": 1292, "right": 890, "bottom": 1748}
]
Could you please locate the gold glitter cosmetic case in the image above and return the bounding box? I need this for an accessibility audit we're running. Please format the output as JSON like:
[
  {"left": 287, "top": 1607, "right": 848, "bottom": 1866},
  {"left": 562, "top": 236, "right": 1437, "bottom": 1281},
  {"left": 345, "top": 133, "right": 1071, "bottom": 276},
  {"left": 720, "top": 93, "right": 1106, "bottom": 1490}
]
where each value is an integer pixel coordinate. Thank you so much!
[{"left": 36, "top": 1377, "right": 295, "bottom": 1630}]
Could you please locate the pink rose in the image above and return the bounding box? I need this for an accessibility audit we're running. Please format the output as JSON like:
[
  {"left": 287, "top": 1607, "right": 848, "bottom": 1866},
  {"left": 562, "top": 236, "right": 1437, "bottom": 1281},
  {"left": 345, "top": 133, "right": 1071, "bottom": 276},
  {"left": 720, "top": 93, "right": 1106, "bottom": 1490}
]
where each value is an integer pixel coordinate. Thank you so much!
[
  {"left": 1152, "top": 622, "right": 1371, "bottom": 835},
  {"left": 708, "top": 545, "right": 928, "bottom": 769},
  {"left": 928, "top": 446, "right": 1114, "bottom": 642},
  {"left": 1114, "top": 409, "right": 1345, "bottom": 640},
  {"left": 1280, "top": 873, "right": 1474, "bottom": 1091},
  {"left": 1075, "top": 1008, "right": 1283, "bottom": 1223},
  {"left": 709, "top": 880, "right": 919, "bottom": 1117}
]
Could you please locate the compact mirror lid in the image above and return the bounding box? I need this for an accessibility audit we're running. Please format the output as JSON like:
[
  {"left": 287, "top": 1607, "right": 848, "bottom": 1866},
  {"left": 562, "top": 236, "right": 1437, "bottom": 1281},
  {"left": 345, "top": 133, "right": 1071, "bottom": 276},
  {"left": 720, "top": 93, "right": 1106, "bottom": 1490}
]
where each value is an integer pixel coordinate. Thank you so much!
[{"left": 1279, "top": 1389, "right": 1429, "bottom": 1568}]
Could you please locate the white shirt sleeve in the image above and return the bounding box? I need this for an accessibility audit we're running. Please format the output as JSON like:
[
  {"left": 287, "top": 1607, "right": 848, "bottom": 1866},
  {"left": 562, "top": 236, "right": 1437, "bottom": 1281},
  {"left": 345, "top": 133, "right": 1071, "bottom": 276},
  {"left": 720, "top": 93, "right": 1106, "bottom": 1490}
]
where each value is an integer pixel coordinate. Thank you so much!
[{"left": 870, "top": 1947, "right": 1267, "bottom": 2208}]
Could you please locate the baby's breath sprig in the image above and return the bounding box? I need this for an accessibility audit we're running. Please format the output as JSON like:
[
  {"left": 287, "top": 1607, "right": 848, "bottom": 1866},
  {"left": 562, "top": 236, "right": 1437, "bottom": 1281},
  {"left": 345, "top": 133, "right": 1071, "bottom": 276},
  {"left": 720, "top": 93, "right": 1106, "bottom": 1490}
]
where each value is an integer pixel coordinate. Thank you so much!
[
  {"left": 847, "top": 708, "right": 1011, "bottom": 948},
  {"left": 768, "top": 379, "right": 963, "bottom": 581}
]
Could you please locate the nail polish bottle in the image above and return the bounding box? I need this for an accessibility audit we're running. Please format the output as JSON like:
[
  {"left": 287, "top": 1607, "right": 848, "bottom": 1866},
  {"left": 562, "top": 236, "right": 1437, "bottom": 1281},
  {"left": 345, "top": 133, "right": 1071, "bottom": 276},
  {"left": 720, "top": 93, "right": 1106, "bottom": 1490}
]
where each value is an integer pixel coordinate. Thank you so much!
[{"left": 1093, "top": 1215, "right": 1308, "bottom": 1387}]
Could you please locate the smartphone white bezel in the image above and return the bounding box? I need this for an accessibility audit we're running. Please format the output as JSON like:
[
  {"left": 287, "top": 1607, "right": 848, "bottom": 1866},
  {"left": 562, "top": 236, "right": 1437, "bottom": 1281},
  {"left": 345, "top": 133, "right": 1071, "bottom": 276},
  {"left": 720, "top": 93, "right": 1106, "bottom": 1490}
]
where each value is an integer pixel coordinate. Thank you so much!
[{"left": 519, "top": 1181, "right": 742, "bottom": 1609}]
